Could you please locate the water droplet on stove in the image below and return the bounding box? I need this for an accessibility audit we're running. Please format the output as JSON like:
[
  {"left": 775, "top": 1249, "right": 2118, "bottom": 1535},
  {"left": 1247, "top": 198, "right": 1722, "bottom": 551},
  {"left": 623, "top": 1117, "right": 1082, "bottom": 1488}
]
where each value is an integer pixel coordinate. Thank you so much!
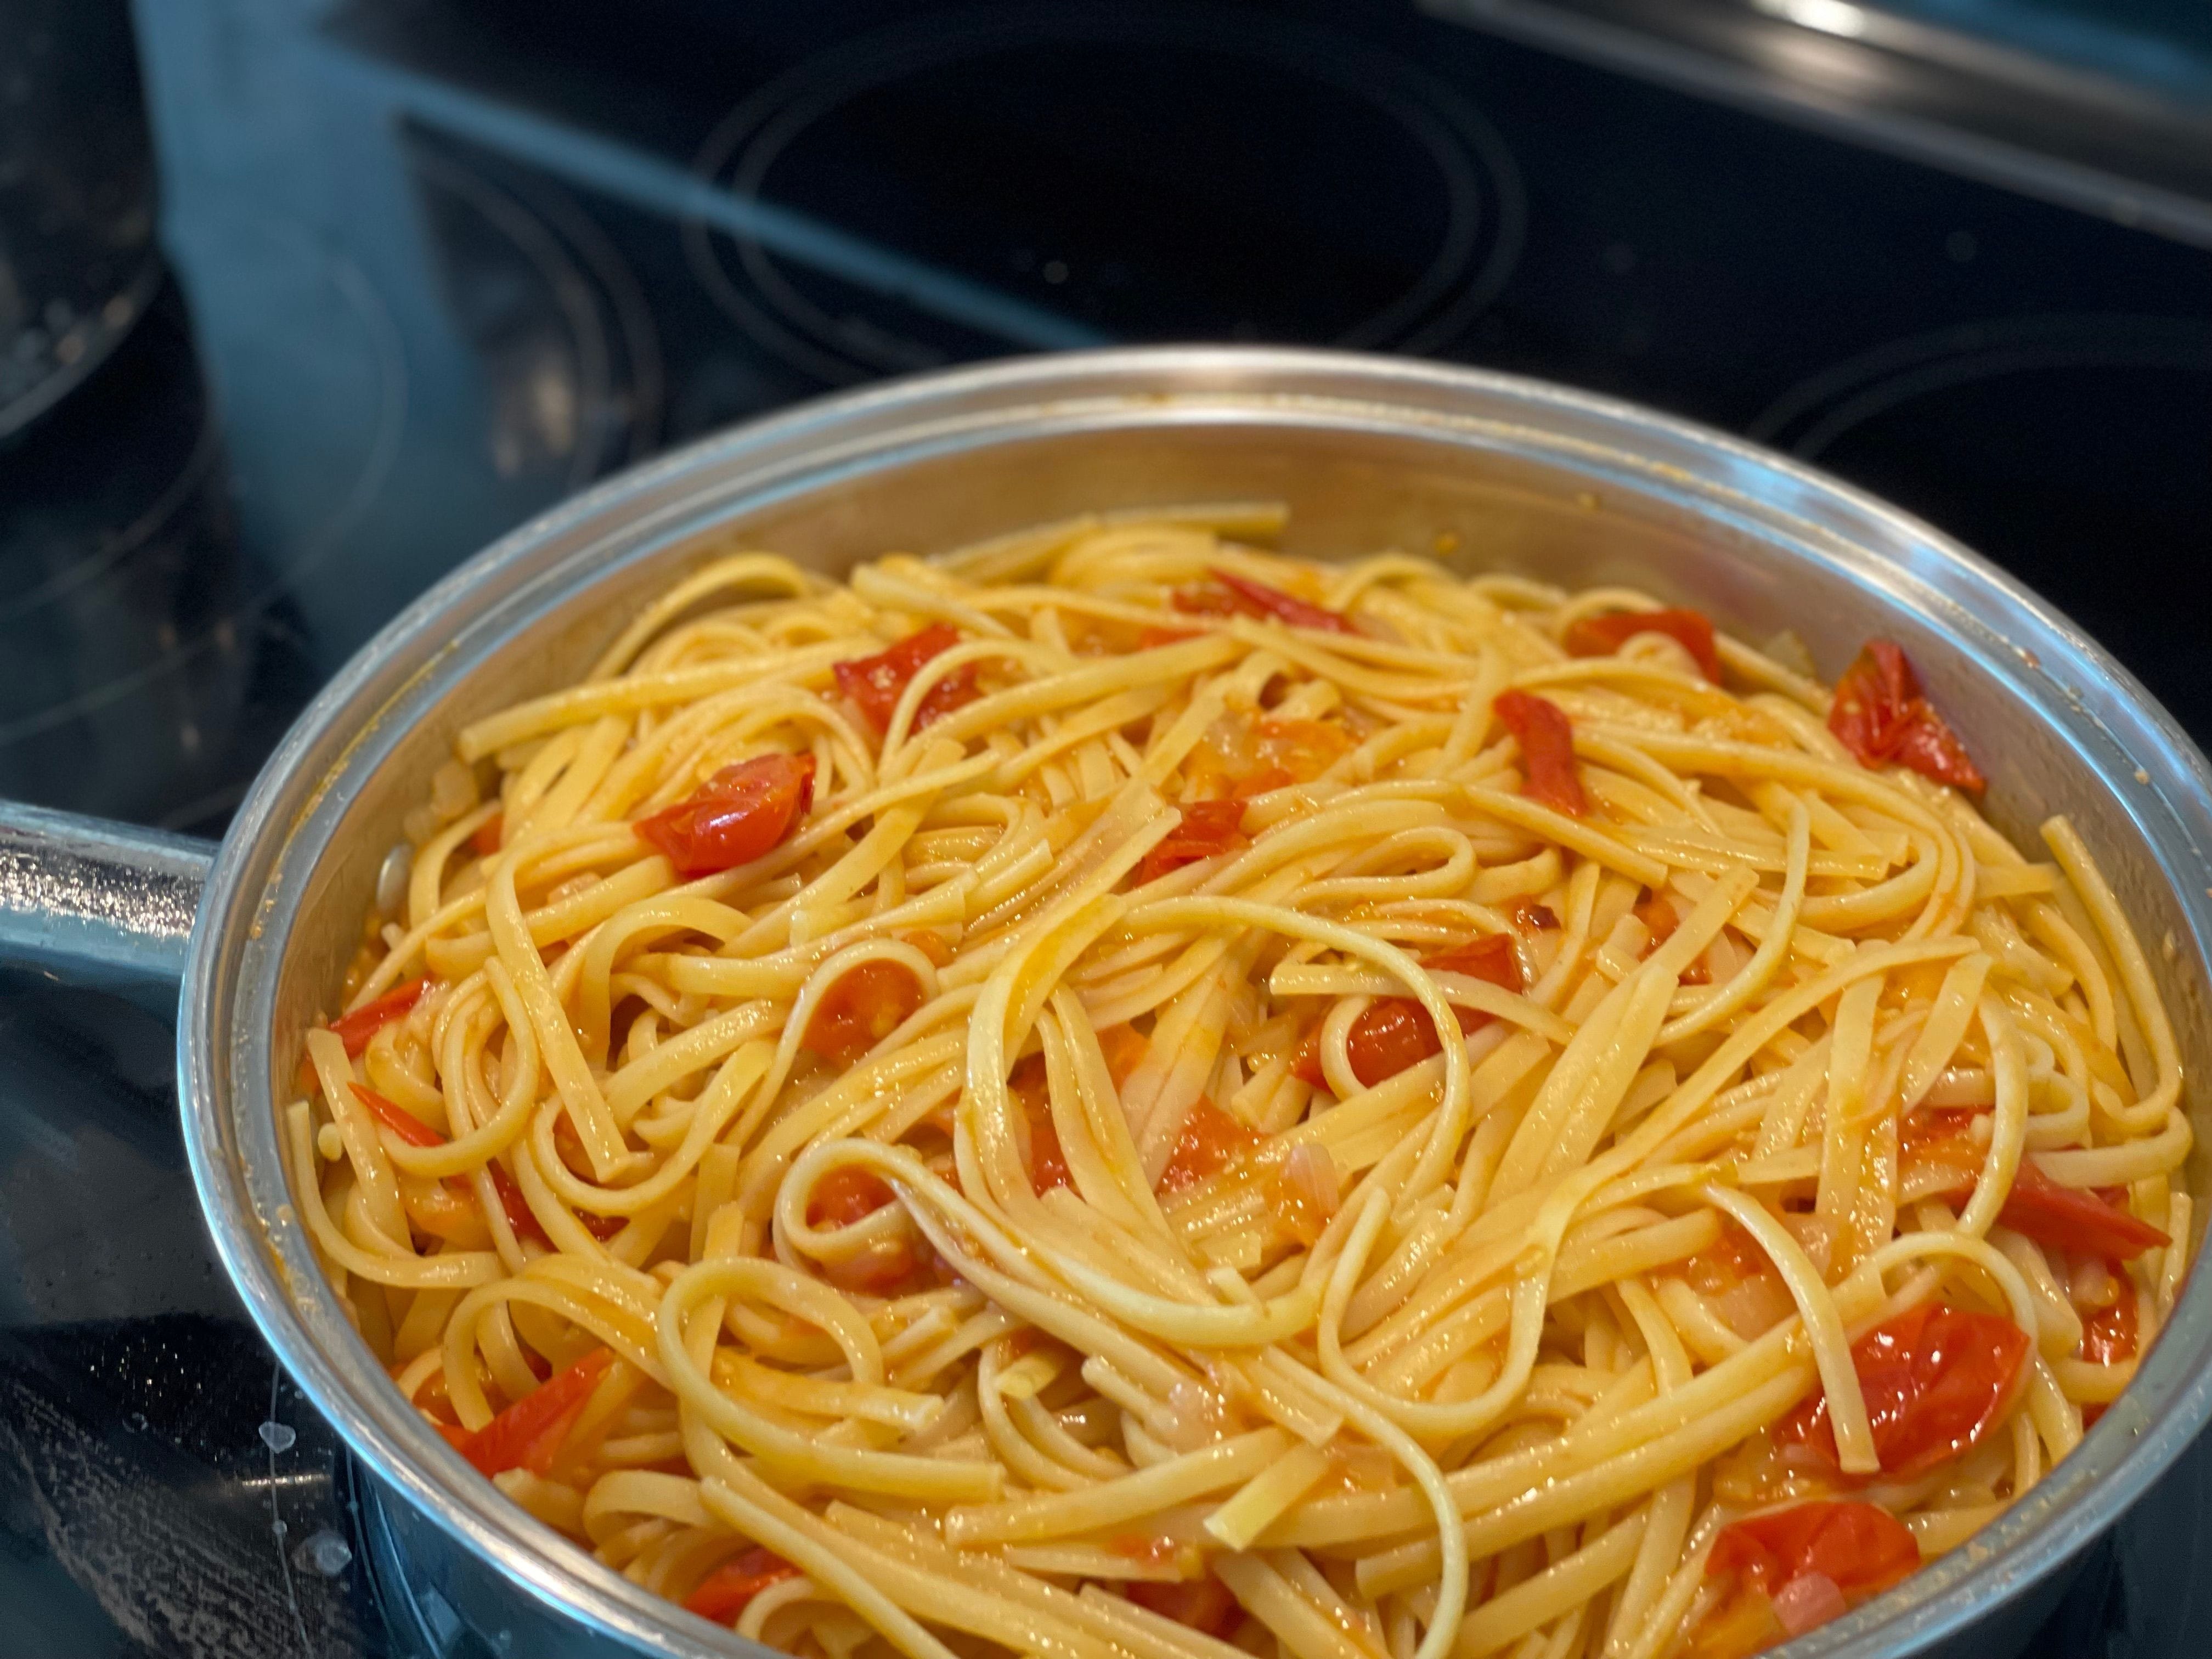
[
  {"left": 259, "top": 1420, "right": 297, "bottom": 1453},
  {"left": 294, "top": 1530, "right": 353, "bottom": 1576},
  {"left": 272, "top": 1517, "right": 289, "bottom": 1539}
]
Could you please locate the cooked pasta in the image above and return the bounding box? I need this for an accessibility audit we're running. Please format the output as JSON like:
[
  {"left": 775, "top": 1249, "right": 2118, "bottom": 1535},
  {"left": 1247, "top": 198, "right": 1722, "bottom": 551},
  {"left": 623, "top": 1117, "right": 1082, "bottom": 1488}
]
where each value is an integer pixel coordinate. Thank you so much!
[{"left": 296, "top": 506, "right": 2193, "bottom": 1659}]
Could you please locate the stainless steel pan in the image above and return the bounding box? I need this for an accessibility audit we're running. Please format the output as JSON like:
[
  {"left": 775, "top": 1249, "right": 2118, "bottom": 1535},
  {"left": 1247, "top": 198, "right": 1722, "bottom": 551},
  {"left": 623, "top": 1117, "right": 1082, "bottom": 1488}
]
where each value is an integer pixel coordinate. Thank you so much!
[{"left": 3, "top": 348, "right": 2206, "bottom": 1659}]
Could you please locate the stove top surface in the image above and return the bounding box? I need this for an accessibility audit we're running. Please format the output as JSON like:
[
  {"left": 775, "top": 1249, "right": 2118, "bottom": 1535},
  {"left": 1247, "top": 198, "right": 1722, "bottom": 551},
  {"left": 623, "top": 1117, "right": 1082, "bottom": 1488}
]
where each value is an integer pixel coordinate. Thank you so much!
[{"left": 3, "top": 2, "right": 2208, "bottom": 1655}]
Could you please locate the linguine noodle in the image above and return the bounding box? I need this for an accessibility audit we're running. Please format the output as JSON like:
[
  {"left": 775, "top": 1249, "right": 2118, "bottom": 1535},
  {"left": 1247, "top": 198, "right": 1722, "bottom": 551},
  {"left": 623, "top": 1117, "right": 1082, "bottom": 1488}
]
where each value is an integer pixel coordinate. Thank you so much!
[{"left": 294, "top": 507, "right": 2192, "bottom": 1659}]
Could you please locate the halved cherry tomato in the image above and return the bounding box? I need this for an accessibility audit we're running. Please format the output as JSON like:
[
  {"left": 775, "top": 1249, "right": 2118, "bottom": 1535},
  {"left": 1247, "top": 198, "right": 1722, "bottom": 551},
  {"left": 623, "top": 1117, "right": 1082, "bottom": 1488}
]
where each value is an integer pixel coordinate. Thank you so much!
[
  {"left": 1710, "top": 1500, "right": 1919, "bottom": 1599},
  {"left": 1137, "top": 798, "right": 1250, "bottom": 884},
  {"left": 1494, "top": 689, "right": 1586, "bottom": 816},
  {"left": 1827, "top": 640, "right": 1986, "bottom": 794},
  {"left": 330, "top": 979, "right": 428, "bottom": 1056},
  {"left": 351, "top": 1082, "right": 443, "bottom": 1148},
  {"left": 471, "top": 814, "right": 504, "bottom": 857},
  {"left": 1157, "top": 1097, "right": 1265, "bottom": 1195},
  {"left": 684, "top": 1546, "right": 800, "bottom": 1623},
  {"left": 1900, "top": 1114, "right": 2169, "bottom": 1261},
  {"left": 2083, "top": 1286, "right": 2139, "bottom": 1366},
  {"left": 1175, "top": 568, "right": 1357, "bottom": 635},
  {"left": 1564, "top": 607, "right": 1723, "bottom": 681},
  {"left": 1294, "top": 935, "right": 1521, "bottom": 1091},
  {"left": 446, "top": 1346, "right": 613, "bottom": 1477},
  {"left": 636, "top": 753, "right": 815, "bottom": 877},
  {"left": 1778, "top": 1303, "right": 2029, "bottom": 1477},
  {"left": 1126, "top": 1572, "right": 1242, "bottom": 1638},
  {"left": 834, "top": 623, "right": 978, "bottom": 733},
  {"left": 803, "top": 959, "right": 926, "bottom": 1067}
]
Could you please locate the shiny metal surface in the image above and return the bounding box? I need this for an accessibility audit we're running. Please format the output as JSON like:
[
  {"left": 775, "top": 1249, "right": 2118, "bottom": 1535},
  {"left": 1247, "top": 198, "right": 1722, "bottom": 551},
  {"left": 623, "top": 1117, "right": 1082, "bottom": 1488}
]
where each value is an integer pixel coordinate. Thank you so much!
[
  {"left": 0, "top": 801, "right": 211, "bottom": 992},
  {"left": 2, "top": 346, "right": 2208, "bottom": 1657}
]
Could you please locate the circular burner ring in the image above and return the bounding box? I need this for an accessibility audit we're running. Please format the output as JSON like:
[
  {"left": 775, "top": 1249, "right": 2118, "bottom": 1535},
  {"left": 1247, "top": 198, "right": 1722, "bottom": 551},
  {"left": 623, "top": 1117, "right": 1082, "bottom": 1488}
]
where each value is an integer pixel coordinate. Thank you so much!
[{"left": 685, "top": 4, "right": 1524, "bottom": 382}]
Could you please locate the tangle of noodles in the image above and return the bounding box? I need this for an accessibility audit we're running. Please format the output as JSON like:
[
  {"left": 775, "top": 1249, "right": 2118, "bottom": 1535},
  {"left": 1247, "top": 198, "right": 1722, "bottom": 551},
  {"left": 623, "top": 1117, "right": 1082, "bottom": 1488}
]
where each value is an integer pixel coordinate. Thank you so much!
[{"left": 296, "top": 507, "right": 2193, "bottom": 1659}]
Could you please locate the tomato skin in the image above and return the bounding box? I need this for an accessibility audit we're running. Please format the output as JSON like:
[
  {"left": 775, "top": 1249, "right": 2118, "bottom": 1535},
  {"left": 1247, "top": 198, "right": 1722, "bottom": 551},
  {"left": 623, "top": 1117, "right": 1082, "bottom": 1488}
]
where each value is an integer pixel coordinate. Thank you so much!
[
  {"left": 1900, "top": 1115, "right": 2169, "bottom": 1260},
  {"left": 803, "top": 960, "right": 926, "bottom": 1066},
  {"left": 1157, "top": 1097, "right": 1265, "bottom": 1195},
  {"left": 1564, "top": 607, "right": 1723, "bottom": 681},
  {"left": 447, "top": 1347, "right": 613, "bottom": 1477},
  {"left": 1779, "top": 1304, "right": 2029, "bottom": 1477},
  {"left": 487, "top": 1160, "right": 549, "bottom": 1246},
  {"left": 471, "top": 814, "right": 504, "bottom": 856},
  {"left": 1126, "top": 1572, "right": 1241, "bottom": 1637},
  {"left": 684, "top": 1547, "right": 801, "bottom": 1623},
  {"left": 351, "top": 1082, "right": 443, "bottom": 1148},
  {"left": 1995, "top": 1163, "right": 2169, "bottom": 1261},
  {"left": 1709, "top": 1500, "right": 1920, "bottom": 1600},
  {"left": 636, "top": 753, "right": 816, "bottom": 876},
  {"left": 1827, "top": 640, "right": 1986, "bottom": 793},
  {"left": 1177, "top": 568, "right": 1357, "bottom": 635},
  {"left": 1137, "top": 798, "right": 1250, "bottom": 884},
  {"left": 833, "top": 623, "right": 978, "bottom": 734},
  {"left": 1493, "top": 689, "right": 1587, "bottom": 816},
  {"left": 330, "top": 979, "right": 428, "bottom": 1056}
]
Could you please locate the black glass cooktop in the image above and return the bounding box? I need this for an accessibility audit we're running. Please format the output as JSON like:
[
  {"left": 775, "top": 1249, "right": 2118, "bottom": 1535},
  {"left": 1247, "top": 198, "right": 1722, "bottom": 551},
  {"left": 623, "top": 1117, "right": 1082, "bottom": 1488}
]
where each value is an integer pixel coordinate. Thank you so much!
[{"left": 3, "top": 2, "right": 2208, "bottom": 1655}]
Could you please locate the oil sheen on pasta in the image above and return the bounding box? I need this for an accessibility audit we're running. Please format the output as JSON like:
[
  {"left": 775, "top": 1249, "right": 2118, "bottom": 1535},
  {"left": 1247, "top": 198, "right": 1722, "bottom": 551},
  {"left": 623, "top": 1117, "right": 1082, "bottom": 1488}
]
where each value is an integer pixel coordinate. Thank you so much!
[{"left": 291, "top": 507, "right": 2193, "bottom": 1659}]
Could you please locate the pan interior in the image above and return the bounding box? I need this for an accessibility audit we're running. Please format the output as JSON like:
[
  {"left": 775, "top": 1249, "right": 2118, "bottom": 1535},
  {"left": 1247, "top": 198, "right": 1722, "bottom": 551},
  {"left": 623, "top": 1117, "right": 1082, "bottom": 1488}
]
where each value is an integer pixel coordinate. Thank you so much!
[{"left": 187, "top": 358, "right": 2212, "bottom": 1658}]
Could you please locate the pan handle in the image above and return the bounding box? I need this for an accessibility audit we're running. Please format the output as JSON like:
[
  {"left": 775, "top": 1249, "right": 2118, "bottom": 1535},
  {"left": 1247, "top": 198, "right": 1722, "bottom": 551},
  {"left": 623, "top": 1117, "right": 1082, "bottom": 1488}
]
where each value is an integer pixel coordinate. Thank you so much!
[{"left": 0, "top": 802, "right": 216, "bottom": 991}]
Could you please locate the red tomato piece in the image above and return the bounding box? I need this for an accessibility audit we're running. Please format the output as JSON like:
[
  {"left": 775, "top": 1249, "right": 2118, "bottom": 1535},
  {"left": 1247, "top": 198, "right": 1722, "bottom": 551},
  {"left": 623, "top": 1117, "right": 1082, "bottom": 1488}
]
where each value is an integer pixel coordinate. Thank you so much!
[
  {"left": 1300, "top": 936, "right": 1522, "bottom": 1092},
  {"left": 1126, "top": 1573, "right": 1242, "bottom": 1638},
  {"left": 1564, "top": 607, "right": 1723, "bottom": 681},
  {"left": 1900, "top": 1116, "right": 2169, "bottom": 1261},
  {"left": 1494, "top": 689, "right": 1587, "bottom": 816},
  {"left": 1138, "top": 624, "right": 1201, "bottom": 648},
  {"left": 1197, "top": 568, "right": 1358, "bottom": 635},
  {"left": 1708, "top": 1500, "right": 1920, "bottom": 1602},
  {"left": 684, "top": 1547, "right": 800, "bottom": 1623},
  {"left": 471, "top": 814, "right": 504, "bottom": 857},
  {"left": 351, "top": 1082, "right": 444, "bottom": 1148},
  {"left": 636, "top": 753, "right": 815, "bottom": 877},
  {"left": 1514, "top": 899, "right": 1560, "bottom": 930},
  {"left": 330, "top": 979, "right": 428, "bottom": 1056},
  {"left": 1778, "top": 1304, "right": 2029, "bottom": 1477},
  {"left": 803, "top": 960, "right": 926, "bottom": 1067},
  {"left": 447, "top": 1347, "right": 613, "bottom": 1477},
  {"left": 1827, "top": 640, "right": 1985, "bottom": 793},
  {"left": 1995, "top": 1161, "right": 2169, "bottom": 1262},
  {"left": 806, "top": 1166, "right": 896, "bottom": 1229},
  {"left": 1137, "top": 798, "right": 1250, "bottom": 884},
  {"left": 1156, "top": 1097, "right": 1265, "bottom": 1195},
  {"left": 833, "top": 623, "right": 977, "bottom": 734},
  {"left": 2083, "top": 1286, "right": 2139, "bottom": 1366},
  {"left": 804, "top": 1166, "right": 929, "bottom": 1294},
  {"left": 487, "top": 1160, "right": 550, "bottom": 1247},
  {"left": 1008, "top": 1054, "right": 1073, "bottom": 1195}
]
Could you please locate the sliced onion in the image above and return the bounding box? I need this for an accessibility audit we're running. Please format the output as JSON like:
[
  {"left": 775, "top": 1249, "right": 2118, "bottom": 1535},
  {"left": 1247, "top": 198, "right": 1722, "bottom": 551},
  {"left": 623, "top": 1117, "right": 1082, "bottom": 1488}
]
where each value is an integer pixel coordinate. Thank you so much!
[
  {"left": 1278, "top": 1143, "right": 1340, "bottom": 1242},
  {"left": 1773, "top": 1572, "right": 1848, "bottom": 1637},
  {"left": 1711, "top": 1271, "right": 1796, "bottom": 1340}
]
